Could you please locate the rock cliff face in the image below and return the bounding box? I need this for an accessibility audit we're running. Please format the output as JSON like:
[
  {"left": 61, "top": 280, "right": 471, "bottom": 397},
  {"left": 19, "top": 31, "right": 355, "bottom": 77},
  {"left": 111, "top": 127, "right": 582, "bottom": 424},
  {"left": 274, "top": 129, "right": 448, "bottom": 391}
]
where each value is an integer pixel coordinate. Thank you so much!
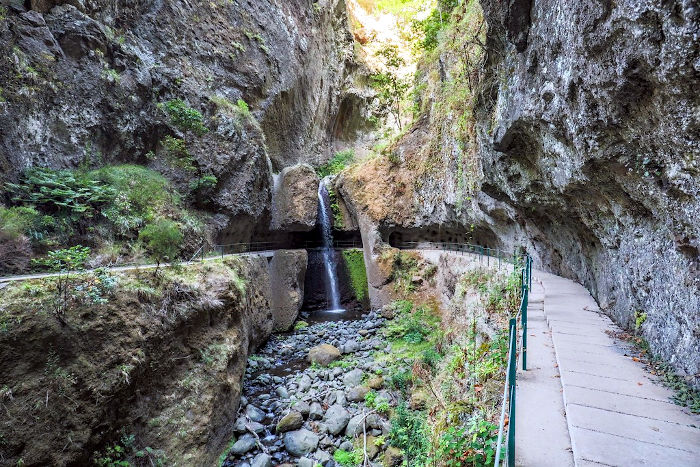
[
  {"left": 477, "top": 0, "right": 699, "bottom": 386},
  {"left": 0, "top": 0, "right": 357, "bottom": 241},
  {"left": 339, "top": 0, "right": 699, "bottom": 386},
  {"left": 0, "top": 253, "right": 307, "bottom": 465}
]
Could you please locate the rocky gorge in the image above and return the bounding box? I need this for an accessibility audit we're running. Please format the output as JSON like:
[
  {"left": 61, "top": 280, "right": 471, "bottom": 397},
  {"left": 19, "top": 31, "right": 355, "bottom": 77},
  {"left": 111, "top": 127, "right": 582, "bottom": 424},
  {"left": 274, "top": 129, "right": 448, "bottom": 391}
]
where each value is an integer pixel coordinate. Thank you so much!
[{"left": 0, "top": 0, "right": 698, "bottom": 465}]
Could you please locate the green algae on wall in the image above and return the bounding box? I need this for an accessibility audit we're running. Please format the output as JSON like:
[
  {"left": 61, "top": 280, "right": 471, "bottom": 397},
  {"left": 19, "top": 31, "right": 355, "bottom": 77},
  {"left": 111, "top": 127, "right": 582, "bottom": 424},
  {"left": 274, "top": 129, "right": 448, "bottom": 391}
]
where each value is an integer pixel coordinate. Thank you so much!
[{"left": 342, "top": 248, "right": 368, "bottom": 302}]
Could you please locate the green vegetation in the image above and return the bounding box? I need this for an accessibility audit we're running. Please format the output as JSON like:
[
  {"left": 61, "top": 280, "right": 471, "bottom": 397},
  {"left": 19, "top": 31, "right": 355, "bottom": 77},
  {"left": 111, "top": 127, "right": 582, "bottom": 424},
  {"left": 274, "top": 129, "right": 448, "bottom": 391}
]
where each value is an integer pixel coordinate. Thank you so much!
[
  {"left": 435, "top": 418, "right": 498, "bottom": 466},
  {"left": 370, "top": 44, "right": 410, "bottom": 131},
  {"left": 327, "top": 188, "right": 343, "bottom": 228},
  {"left": 138, "top": 219, "right": 183, "bottom": 271},
  {"left": 415, "top": 0, "right": 459, "bottom": 51},
  {"left": 333, "top": 448, "right": 363, "bottom": 466},
  {"left": 379, "top": 249, "right": 436, "bottom": 295},
  {"left": 293, "top": 320, "right": 309, "bottom": 331},
  {"left": 390, "top": 402, "right": 429, "bottom": 465},
  {"left": 31, "top": 246, "right": 90, "bottom": 322},
  {"left": 372, "top": 264, "right": 520, "bottom": 465},
  {"left": 342, "top": 249, "right": 368, "bottom": 302},
  {"left": 159, "top": 99, "right": 208, "bottom": 136},
  {"left": 93, "top": 432, "right": 167, "bottom": 467},
  {"left": 2, "top": 165, "right": 200, "bottom": 272},
  {"left": 316, "top": 149, "right": 355, "bottom": 178},
  {"left": 6, "top": 167, "right": 112, "bottom": 219}
]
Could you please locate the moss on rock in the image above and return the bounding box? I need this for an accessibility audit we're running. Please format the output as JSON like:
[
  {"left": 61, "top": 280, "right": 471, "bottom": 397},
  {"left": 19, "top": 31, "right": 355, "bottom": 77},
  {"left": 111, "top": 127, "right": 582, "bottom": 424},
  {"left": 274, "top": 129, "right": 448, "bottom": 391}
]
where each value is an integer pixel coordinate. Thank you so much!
[{"left": 342, "top": 248, "right": 369, "bottom": 302}]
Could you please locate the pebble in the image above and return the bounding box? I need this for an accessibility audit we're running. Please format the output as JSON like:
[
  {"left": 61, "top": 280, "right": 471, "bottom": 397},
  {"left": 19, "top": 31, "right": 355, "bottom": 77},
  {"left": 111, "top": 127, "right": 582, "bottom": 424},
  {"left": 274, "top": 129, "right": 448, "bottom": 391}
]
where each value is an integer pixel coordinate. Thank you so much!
[{"left": 225, "top": 312, "right": 394, "bottom": 465}]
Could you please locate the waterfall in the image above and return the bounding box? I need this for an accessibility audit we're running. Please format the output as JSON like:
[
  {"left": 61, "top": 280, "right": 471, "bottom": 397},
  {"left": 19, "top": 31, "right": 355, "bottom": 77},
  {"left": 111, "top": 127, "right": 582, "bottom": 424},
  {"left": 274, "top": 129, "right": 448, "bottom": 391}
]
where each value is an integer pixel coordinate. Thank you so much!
[{"left": 317, "top": 183, "right": 343, "bottom": 312}]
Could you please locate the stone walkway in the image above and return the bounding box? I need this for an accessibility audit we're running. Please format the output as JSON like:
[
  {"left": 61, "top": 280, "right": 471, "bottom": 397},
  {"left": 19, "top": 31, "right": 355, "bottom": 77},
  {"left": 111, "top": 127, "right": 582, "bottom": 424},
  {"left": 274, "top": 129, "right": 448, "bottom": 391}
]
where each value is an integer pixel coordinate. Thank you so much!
[{"left": 517, "top": 271, "right": 700, "bottom": 466}]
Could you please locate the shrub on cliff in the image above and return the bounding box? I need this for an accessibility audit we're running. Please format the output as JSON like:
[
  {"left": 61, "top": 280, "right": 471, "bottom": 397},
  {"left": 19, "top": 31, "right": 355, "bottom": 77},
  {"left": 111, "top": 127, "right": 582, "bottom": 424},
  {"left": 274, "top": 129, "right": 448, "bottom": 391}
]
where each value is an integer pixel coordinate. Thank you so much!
[
  {"left": 139, "top": 219, "right": 183, "bottom": 271},
  {"left": 316, "top": 149, "right": 355, "bottom": 178},
  {"left": 159, "top": 99, "right": 208, "bottom": 136}
]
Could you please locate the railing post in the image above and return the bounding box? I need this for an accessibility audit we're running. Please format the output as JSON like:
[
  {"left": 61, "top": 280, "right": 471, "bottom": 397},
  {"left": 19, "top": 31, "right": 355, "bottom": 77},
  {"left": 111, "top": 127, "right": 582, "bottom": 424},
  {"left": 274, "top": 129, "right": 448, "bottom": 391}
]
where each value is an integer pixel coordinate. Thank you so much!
[
  {"left": 522, "top": 285, "right": 528, "bottom": 371},
  {"left": 507, "top": 317, "right": 517, "bottom": 467}
]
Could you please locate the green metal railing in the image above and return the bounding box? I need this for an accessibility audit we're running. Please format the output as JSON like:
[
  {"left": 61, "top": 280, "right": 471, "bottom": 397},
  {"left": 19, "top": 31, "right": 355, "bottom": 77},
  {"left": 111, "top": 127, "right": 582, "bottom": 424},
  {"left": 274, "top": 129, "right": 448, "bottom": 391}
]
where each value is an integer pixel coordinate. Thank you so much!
[{"left": 494, "top": 254, "right": 532, "bottom": 466}]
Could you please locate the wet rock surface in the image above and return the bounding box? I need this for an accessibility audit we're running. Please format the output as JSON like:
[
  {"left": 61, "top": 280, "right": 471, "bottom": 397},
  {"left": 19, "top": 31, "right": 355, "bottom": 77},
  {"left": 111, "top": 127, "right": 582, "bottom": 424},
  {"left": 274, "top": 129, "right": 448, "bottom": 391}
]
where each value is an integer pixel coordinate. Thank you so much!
[{"left": 222, "top": 310, "right": 397, "bottom": 466}]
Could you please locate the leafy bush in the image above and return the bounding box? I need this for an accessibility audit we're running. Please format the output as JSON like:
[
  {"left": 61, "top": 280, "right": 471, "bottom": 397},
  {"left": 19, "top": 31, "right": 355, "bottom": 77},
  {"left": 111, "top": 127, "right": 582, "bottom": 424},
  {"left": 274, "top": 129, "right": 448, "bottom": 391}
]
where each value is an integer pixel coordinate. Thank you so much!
[
  {"left": 31, "top": 246, "right": 91, "bottom": 322},
  {"left": 316, "top": 149, "right": 354, "bottom": 178},
  {"left": 92, "top": 165, "right": 177, "bottom": 234},
  {"left": 189, "top": 175, "right": 218, "bottom": 193},
  {"left": 160, "top": 99, "right": 208, "bottom": 136},
  {"left": 333, "top": 448, "right": 363, "bottom": 467},
  {"left": 159, "top": 136, "right": 196, "bottom": 173},
  {"left": 138, "top": 219, "right": 183, "bottom": 269},
  {"left": 6, "top": 167, "right": 112, "bottom": 218},
  {"left": 435, "top": 417, "right": 498, "bottom": 466},
  {"left": 386, "top": 303, "right": 437, "bottom": 344},
  {"left": 0, "top": 206, "right": 44, "bottom": 240},
  {"left": 389, "top": 402, "right": 429, "bottom": 465},
  {"left": 415, "top": 0, "right": 460, "bottom": 51}
]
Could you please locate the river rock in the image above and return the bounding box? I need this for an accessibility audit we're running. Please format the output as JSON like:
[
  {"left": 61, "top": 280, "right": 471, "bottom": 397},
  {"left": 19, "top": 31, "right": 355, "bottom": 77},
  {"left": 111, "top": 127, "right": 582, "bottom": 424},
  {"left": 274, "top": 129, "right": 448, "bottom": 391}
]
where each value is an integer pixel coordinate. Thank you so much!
[
  {"left": 314, "top": 449, "right": 332, "bottom": 463},
  {"left": 231, "top": 434, "right": 257, "bottom": 455},
  {"left": 345, "top": 413, "right": 365, "bottom": 438},
  {"left": 340, "top": 340, "right": 361, "bottom": 354},
  {"left": 323, "top": 404, "right": 351, "bottom": 435},
  {"left": 383, "top": 446, "right": 404, "bottom": 466},
  {"left": 365, "top": 436, "right": 381, "bottom": 459},
  {"left": 276, "top": 411, "right": 303, "bottom": 433},
  {"left": 367, "top": 376, "right": 383, "bottom": 389},
  {"left": 343, "top": 368, "right": 364, "bottom": 387},
  {"left": 292, "top": 400, "right": 311, "bottom": 417},
  {"left": 251, "top": 453, "right": 273, "bottom": 467},
  {"left": 246, "top": 404, "right": 266, "bottom": 422},
  {"left": 308, "top": 344, "right": 341, "bottom": 366},
  {"left": 309, "top": 402, "right": 324, "bottom": 420},
  {"left": 298, "top": 374, "right": 312, "bottom": 392},
  {"left": 283, "top": 429, "right": 319, "bottom": 456},
  {"left": 346, "top": 385, "right": 370, "bottom": 402}
]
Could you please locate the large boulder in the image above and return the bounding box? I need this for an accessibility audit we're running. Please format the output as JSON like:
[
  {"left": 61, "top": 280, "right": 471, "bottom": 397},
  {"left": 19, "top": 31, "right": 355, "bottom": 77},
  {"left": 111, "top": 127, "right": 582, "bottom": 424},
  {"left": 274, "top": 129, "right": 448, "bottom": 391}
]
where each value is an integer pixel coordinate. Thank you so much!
[
  {"left": 323, "top": 404, "right": 351, "bottom": 435},
  {"left": 283, "top": 429, "right": 319, "bottom": 457},
  {"left": 269, "top": 249, "right": 308, "bottom": 331},
  {"left": 276, "top": 411, "right": 303, "bottom": 433},
  {"left": 270, "top": 164, "right": 319, "bottom": 232},
  {"left": 307, "top": 344, "right": 341, "bottom": 366}
]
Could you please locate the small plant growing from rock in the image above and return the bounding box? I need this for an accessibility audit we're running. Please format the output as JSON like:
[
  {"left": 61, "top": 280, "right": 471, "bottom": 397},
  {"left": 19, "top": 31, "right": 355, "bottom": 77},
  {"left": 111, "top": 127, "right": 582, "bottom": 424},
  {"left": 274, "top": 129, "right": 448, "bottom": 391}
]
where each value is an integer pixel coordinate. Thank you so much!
[
  {"left": 159, "top": 99, "right": 208, "bottom": 136},
  {"left": 138, "top": 219, "right": 183, "bottom": 274},
  {"left": 31, "top": 245, "right": 91, "bottom": 324}
]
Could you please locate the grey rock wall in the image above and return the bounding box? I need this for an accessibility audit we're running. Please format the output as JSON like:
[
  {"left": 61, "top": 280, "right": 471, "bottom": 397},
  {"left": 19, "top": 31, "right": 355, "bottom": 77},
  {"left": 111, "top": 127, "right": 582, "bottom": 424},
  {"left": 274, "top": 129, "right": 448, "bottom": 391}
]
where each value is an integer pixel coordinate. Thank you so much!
[
  {"left": 0, "top": 0, "right": 357, "bottom": 240},
  {"left": 269, "top": 249, "right": 308, "bottom": 331},
  {"left": 477, "top": 0, "right": 700, "bottom": 386}
]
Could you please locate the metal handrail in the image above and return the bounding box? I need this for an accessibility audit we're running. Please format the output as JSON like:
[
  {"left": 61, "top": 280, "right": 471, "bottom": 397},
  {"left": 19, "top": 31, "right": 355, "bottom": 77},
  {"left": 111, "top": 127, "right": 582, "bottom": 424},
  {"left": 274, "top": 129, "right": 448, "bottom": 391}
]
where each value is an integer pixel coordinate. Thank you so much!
[{"left": 493, "top": 254, "right": 532, "bottom": 466}]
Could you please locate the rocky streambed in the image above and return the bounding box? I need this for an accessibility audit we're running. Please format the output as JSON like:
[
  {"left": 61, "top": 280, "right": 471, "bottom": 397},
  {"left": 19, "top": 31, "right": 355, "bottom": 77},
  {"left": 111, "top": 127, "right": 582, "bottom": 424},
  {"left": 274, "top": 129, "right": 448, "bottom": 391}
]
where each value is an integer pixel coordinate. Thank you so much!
[{"left": 222, "top": 309, "right": 403, "bottom": 467}]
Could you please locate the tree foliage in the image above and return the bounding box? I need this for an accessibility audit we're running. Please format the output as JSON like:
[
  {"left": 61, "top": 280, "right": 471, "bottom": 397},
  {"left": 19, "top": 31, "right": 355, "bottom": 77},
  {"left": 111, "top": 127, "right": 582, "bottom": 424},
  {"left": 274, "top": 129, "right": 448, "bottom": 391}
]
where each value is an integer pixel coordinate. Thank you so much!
[
  {"left": 138, "top": 219, "right": 183, "bottom": 270},
  {"left": 370, "top": 44, "right": 410, "bottom": 130}
]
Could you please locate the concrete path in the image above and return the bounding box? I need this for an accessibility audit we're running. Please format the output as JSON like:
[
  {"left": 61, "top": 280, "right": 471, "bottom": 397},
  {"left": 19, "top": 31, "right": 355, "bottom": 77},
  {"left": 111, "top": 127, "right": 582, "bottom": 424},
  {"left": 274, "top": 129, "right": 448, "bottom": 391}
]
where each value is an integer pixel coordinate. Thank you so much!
[
  {"left": 515, "top": 279, "right": 574, "bottom": 466},
  {"left": 518, "top": 270, "right": 700, "bottom": 466}
]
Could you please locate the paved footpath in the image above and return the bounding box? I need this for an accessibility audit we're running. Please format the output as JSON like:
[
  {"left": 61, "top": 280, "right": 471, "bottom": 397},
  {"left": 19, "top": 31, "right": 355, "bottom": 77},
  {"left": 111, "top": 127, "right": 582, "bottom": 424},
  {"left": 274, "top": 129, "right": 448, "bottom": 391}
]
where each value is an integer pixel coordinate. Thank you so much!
[{"left": 518, "top": 270, "right": 700, "bottom": 466}]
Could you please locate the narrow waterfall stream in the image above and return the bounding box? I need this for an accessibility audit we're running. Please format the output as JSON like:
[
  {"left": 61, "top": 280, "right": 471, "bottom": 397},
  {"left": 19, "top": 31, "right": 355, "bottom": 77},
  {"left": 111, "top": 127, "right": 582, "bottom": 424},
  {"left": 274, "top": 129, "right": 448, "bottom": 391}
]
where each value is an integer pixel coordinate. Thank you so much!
[{"left": 317, "top": 183, "right": 343, "bottom": 312}]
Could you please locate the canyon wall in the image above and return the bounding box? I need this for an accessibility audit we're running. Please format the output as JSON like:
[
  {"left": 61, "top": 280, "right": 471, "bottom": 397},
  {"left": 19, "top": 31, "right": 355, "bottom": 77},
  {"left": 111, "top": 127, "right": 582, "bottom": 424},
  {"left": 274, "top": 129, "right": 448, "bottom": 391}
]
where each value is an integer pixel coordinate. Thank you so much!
[
  {"left": 0, "top": 0, "right": 360, "bottom": 240},
  {"left": 477, "top": 0, "right": 699, "bottom": 387},
  {"left": 0, "top": 252, "right": 307, "bottom": 465},
  {"left": 339, "top": 0, "right": 699, "bottom": 386}
]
